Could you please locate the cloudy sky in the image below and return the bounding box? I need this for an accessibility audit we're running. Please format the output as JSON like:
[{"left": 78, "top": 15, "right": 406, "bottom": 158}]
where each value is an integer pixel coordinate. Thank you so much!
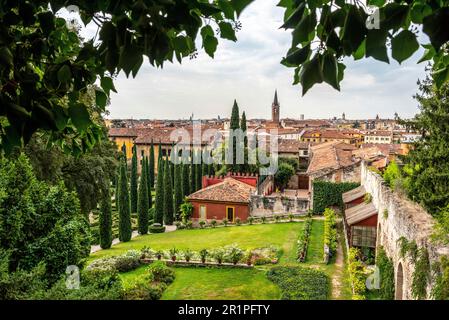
[{"left": 77, "top": 0, "right": 428, "bottom": 120}]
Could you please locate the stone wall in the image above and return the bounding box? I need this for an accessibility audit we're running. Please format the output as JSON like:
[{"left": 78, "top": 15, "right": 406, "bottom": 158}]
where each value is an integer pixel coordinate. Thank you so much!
[
  {"left": 249, "top": 194, "right": 309, "bottom": 217},
  {"left": 361, "top": 162, "right": 449, "bottom": 300}
]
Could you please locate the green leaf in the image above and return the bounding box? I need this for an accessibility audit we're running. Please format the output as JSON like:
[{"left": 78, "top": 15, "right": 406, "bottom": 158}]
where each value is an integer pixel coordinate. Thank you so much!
[
  {"left": 322, "top": 53, "right": 339, "bottom": 90},
  {"left": 283, "top": 45, "right": 310, "bottom": 65},
  {"left": 95, "top": 89, "right": 108, "bottom": 110},
  {"left": 68, "top": 103, "right": 92, "bottom": 132},
  {"left": 299, "top": 54, "right": 323, "bottom": 95},
  {"left": 218, "top": 0, "right": 235, "bottom": 19},
  {"left": 231, "top": 0, "right": 253, "bottom": 17},
  {"left": 367, "top": 0, "right": 385, "bottom": 6},
  {"left": 432, "top": 66, "right": 449, "bottom": 89},
  {"left": 57, "top": 65, "right": 72, "bottom": 83},
  {"left": 391, "top": 30, "right": 419, "bottom": 64},
  {"left": 0, "top": 46, "right": 13, "bottom": 67},
  {"left": 341, "top": 6, "right": 367, "bottom": 55},
  {"left": 100, "top": 77, "right": 117, "bottom": 96},
  {"left": 201, "top": 25, "right": 214, "bottom": 38},
  {"left": 422, "top": 8, "right": 449, "bottom": 51},
  {"left": 280, "top": 3, "right": 305, "bottom": 29},
  {"left": 219, "top": 22, "right": 237, "bottom": 41},
  {"left": 353, "top": 40, "right": 365, "bottom": 60},
  {"left": 417, "top": 44, "right": 435, "bottom": 64},
  {"left": 203, "top": 35, "right": 218, "bottom": 58},
  {"left": 337, "top": 63, "right": 346, "bottom": 83},
  {"left": 410, "top": 3, "right": 432, "bottom": 24},
  {"left": 382, "top": 4, "right": 410, "bottom": 33},
  {"left": 292, "top": 12, "right": 316, "bottom": 46},
  {"left": 53, "top": 105, "right": 68, "bottom": 131},
  {"left": 119, "top": 45, "right": 142, "bottom": 78},
  {"left": 366, "top": 29, "right": 389, "bottom": 63},
  {"left": 37, "top": 11, "right": 55, "bottom": 36},
  {"left": 173, "top": 36, "right": 189, "bottom": 53}
]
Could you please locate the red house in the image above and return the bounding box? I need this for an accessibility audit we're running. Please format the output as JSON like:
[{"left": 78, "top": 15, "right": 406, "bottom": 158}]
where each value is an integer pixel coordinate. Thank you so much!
[
  {"left": 188, "top": 177, "right": 255, "bottom": 223},
  {"left": 342, "top": 186, "right": 378, "bottom": 248}
]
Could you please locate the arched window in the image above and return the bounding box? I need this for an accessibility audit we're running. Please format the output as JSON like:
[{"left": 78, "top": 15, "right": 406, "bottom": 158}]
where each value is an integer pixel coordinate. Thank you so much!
[{"left": 396, "top": 263, "right": 404, "bottom": 300}]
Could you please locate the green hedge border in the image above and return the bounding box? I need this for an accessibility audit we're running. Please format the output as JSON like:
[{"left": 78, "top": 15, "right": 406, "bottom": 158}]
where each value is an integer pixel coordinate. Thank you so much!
[{"left": 312, "top": 181, "right": 359, "bottom": 214}]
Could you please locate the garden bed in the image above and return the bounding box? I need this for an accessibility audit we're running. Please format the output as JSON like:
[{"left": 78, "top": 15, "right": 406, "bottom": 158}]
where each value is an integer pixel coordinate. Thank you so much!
[{"left": 140, "top": 259, "right": 254, "bottom": 268}]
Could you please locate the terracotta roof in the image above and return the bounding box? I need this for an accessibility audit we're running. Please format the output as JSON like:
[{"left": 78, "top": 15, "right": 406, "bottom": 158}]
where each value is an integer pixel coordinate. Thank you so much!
[
  {"left": 302, "top": 129, "right": 355, "bottom": 140},
  {"left": 345, "top": 202, "right": 377, "bottom": 225},
  {"left": 108, "top": 128, "right": 139, "bottom": 137},
  {"left": 307, "top": 142, "right": 359, "bottom": 174},
  {"left": 364, "top": 130, "right": 393, "bottom": 137},
  {"left": 278, "top": 139, "right": 310, "bottom": 153},
  {"left": 135, "top": 127, "right": 215, "bottom": 145},
  {"left": 342, "top": 185, "right": 366, "bottom": 203},
  {"left": 188, "top": 177, "right": 255, "bottom": 203}
]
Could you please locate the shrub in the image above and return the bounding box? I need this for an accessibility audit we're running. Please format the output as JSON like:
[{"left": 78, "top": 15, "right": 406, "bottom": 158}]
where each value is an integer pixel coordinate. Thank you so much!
[
  {"left": 212, "top": 248, "right": 225, "bottom": 264},
  {"left": 288, "top": 213, "right": 294, "bottom": 222},
  {"left": 266, "top": 266, "right": 329, "bottom": 300},
  {"left": 210, "top": 219, "right": 217, "bottom": 228},
  {"left": 348, "top": 248, "right": 366, "bottom": 299},
  {"left": 155, "top": 249, "right": 164, "bottom": 260},
  {"left": 222, "top": 219, "right": 229, "bottom": 227},
  {"left": 124, "top": 281, "right": 167, "bottom": 300},
  {"left": 149, "top": 223, "right": 166, "bottom": 234},
  {"left": 235, "top": 217, "right": 241, "bottom": 226},
  {"left": 140, "top": 246, "right": 154, "bottom": 259},
  {"left": 323, "top": 208, "right": 337, "bottom": 262},
  {"left": 86, "top": 250, "right": 141, "bottom": 273},
  {"left": 185, "top": 220, "right": 193, "bottom": 229},
  {"left": 169, "top": 247, "right": 179, "bottom": 261},
  {"left": 261, "top": 216, "right": 267, "bottom": 224},
  {"left": 227, "top": 246, "right": 244, "bottom": 265},
  {"left": 274, "top": 215, "right": 281, "bottom": 223},
  {"left": 199, "top": 220, "right": 206, "bottom": 228},
  {"left": 297, "top": 218, "right": 312, "bottom": 262},
  {"left": 254, "top": 257, "right": 272, "bottom": 265},
  {"left": 147, "top": 261, "right": 175, "bottom": 284},
  {"left": 248, "top": 216, "right": 254, "bottom": 225},
  {"left": 183, "top": 249, "right": 194, "bottom": 262},
  {"left": 199, "top": 249, "right": 208, "bottom": 263},
  {"left": 244, "top": 250, "right": 253, "bottom": 266}
]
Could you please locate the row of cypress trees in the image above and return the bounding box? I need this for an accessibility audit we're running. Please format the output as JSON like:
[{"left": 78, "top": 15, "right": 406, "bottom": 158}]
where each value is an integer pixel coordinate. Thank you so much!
[{"left": 99, "top": 140, "right": 215, "bottom": 248}]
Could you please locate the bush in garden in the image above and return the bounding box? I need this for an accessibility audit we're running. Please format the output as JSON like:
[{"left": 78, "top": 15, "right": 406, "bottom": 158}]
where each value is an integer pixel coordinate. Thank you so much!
[
  {"left": 140, "top": 246, "right": 154, "bottom": 259},
  {"left": 222, "top": 219, "right": 229, "bottom": 227},
  {"left": 227, "top": 246, "right": 244, "bottom": 265},
  {"left": 267, "top": 266, "right": 329, "bottom": 300},
  {"left": 348, "top": 248, "right": 367, "bottom": 299},
  {"left": 323, "top": 208, "right": 337, "bottom": 260},
  {"left": 210, "top": 219, "right": 217, "bottom": 228},
  {"left": 169, "top": 247, "right": 178, "bottom": 261},
  {"left": 275, "top": 215, "right": 281, "bottom": 223},
  {"left": 261, "top": 216, "right": 267, "bottom": 224},
  {"left": 248, "top": 216, "right": 254, "bottom": 225},
  {"left": 155, "top": 250, "right": 164, "bottom": 260},
  {"left": 124, "top": 281, "right": 166, "bottom": 300},
  {"left": 149, "top": 223, "right": 166, "bottom": 234},
  {"left": 199, "top": 249, "right": 208, "bottom": 263},
  {"left": 147, "top": 261, "right": 175, "bottom": 284},
  {"left": 185, "top": 220, "right": 193, "bottom": 229},
  {"left": 199, "top": 220, "right": 206, "bottom": 229},
  {"left": 86, "top": 250, "right": 141, "bottom": 273},
  {"left": 183, "top": 249, "right": 194, "bottom": 262},
  {"left": 297, "top": 218, "right": 312, "bottom": 262},
  {"left": 235, "top": 217, "right": 241, "bottom": 226},
  {"left": 212, "top": 248, "right": 225, "bottom": 264},
  {"left": 288, "top": 213, "right": 294, "bottom": 222}
]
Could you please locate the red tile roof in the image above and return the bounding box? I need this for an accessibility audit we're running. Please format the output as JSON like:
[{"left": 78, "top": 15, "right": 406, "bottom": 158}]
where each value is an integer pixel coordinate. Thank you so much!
[{"left": 188, "top": 177, "right": 255, "bottom": 203}]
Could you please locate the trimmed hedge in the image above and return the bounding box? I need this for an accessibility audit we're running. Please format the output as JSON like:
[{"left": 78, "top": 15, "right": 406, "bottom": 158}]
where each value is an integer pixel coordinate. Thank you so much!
[
  {"left": 266, "top": 266, "right": 329, "bottom": 300},
  {"left": 297, "top": 218, "right": 312, "bottom": 262},
  {"left": 313, "top": 181, "right": 359, "bottom": 214},
  {"left": 149, "top": 224, "right": 166, "bottom": 234}
]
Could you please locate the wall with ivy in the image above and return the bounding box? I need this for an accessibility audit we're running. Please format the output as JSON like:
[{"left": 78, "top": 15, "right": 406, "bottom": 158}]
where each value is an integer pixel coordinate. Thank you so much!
[{"left": 312, "top": 181, "right": 359, "bottom": 214}]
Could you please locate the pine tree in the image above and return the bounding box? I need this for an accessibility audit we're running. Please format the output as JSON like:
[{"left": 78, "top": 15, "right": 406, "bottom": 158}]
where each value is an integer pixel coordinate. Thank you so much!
[
  {"left": 154, "top": 154, "right": 164, "bottom": 224},
  {"left": 149, "top": 140, "right": 155, "bottom": 190},
  {"left": 174, "top": 164, "right": 183, "bottom": 220},
  {"left": 130, "top": 145, "right": 138, "bottom": 213},
  {"left": 118, "top": 161, "right": 132, "bottom": 242},
  {"left": 229, "top": 100, "right": 240, "bottom": 172},
  {"left": 182, "top": 164, "right": 190, "bottom": 197},
  {"left": 99, "top": 180, "right": 112, "bottom": 249},
  {"left": 137, "top": 157, "right": 149, "bottom": 235},
  {"left": 163, "top": 158, "right": 174, "bottom": 225}
]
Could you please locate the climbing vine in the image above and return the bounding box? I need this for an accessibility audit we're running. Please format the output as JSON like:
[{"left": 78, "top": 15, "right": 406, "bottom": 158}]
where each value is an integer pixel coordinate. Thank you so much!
[
  {"left": 348, "top": 248, "right": 366, "bottom": 300},
  {"left": 431, "top": 256, "right": 449, "bottom": 300},
  {"left": 323, "top": 208, "right": 337, "bottom": 263},
  {"left": 312, "top": 181, "right": 359, "bottom": 214},
  {"left": 397, "top": 237, "right": 418, "bottom": 260},
  {"left": 376, "top": 247, "right": 395, "bottom": 300},
  {"left": 411, "top": 248, "right": 431, "bottom": 300}
]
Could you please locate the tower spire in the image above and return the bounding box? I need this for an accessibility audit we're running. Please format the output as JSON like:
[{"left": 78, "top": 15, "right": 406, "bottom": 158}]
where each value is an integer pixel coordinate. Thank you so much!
[{"left": 273, "top": 89, "right": 279, "bottom": 105}]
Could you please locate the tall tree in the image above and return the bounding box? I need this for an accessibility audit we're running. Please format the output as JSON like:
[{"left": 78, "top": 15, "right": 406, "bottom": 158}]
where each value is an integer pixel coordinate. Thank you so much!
[
  {"left": 115, "top": 166, "right": 120, "bottom": 210},
  {"left": 145, "top": 156, "right": 153, "bottom": 209},
  {"left": 154, "top": 155, "right": 164, "bottom": 225},
  {"left": 163, "top": 158, "right": 174, "bottom": 225},
  {"left": 99, "top": 180, "right": 112, "bottom": 249},
  {"left": 118, "top": 161, "right": 132, "bottom": 242},
  {"left": 182, "top": 164, "right": 190, "bottom": 198},
  {"left": 196, "top": 161, "right": 203, "bottom": 191},
  {"left": 174, "top": 164, "right": 183, "bottom": 220},
  {"left": 229, "top": 100, "right": 240, "bottom": 172},
  {"left": 190, "top": 151, "right": 196, "bottom": 192},
  {"left": 149, "top": 140, "right": 155, "bottom": 190},
  {"left": 241, "top": 111, "right": 248, "bottom": 172},
  {"left": 137, "top": 157, "right": 149, "bottom": 235},
  {"left": 130, "top": 145, "right": 138, "bottom": 213}
]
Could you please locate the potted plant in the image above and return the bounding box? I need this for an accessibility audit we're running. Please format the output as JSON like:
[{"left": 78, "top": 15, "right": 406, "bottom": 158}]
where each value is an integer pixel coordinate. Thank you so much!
[
  {"left": 222, "top": 218, "right": 229, "bottom": 227},
  {"left": 274, "top": 215, "right": 281, "bottom": 223},
  {"left": 199, "top": 249, "right": 208, "bottom": 264},
  {"left": 210, "top": 219, "right": 217, "bottom": 228},
  {"left": 183, "top": 249, "right": 194, "bottom": 262},
  {"left": 140, "top": 246, "right": 153, "bottom": 259},
  {"left": 169, "top": 247, "right": 178, "bottom": 262},
  {"left": 288, "top": 213, "right": 294, "bottom": 222},
  {"left": 155, "top": 249, "right": 164, "bottom": 260},
  {"left": 248, "top": 216, "right": 254, "bottom": 225},
  {"left": 261, "top": 216, "right": 267, "bottom": 224},
  {"left": 229, "top": 247, "right": 243, "bottom": 265},
  {"left": 199, "top": 220, "right": 206, "bottom": 229},
  {"left": 235, "top": 217, "right": 241, "bottom": 226},
  {"left": 213, "top": 249, "right": 225, "bottom": 265}
]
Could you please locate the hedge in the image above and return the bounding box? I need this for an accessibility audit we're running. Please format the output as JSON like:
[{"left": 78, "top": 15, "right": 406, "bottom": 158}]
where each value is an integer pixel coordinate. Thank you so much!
[
  {"left": 312, "top": 181, "right": 359, "bottom": 214},
  {"left": 297, "top": 218, "right": 312, "bottom": 262},
  {"left": 267, "top": 266, "right": 329, "bottom": 300}
]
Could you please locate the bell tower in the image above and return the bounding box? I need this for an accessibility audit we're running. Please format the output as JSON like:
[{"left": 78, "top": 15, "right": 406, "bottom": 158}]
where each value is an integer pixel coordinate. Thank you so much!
[{"left": 272, "top": 90, "right": 280, "bottom": 124}]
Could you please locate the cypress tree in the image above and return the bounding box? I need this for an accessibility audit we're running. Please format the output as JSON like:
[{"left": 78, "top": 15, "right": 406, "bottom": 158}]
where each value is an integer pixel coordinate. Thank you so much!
[
  {"left": 196, "top": 161, "right": 202, "bottom": 190},
  {"left": 149, "top": 140, "right": 155, "bottom": 190},
  {"left": 154, "top": 155, "right": 164, "bottom": 224},
  {"left": 229, "top": 100, "right": 240, "bottom": 172},
  {"left": 190, "top": 151, "right": 196, "bottom": 192},
  {"left": 174, "top": 164, "right": 183, "bottom": 220},
  {"left": 145, "top": 156, "right": 153, "bottom": 208},
  {"left": 118, "top": 161, "right": 132, "bottom": 242},
  {"left": 163, "top": 158, "right": 174, "bottom": 225},
  {"left": 130, "top": 145, "right": 138, "bottom": 213},
  {"left": 137, "top": 157, "right": 149, "bottom": 235},
  {"left": 99, "top": 180, "right": 113, "bottom": 249},
  {"left": 182, "top": 164, "right": 190, "bottom": 197},
  {"left": 115, "top": 166, "right": 120, "bottom": 210},
  {"left": 241, "top": 111, "right": 248, "bottom": 172}
]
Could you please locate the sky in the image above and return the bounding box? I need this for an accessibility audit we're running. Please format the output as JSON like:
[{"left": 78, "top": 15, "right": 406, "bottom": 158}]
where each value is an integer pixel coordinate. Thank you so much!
[{"left": 74, "top": 0, "right": 428, "bottom": 121}]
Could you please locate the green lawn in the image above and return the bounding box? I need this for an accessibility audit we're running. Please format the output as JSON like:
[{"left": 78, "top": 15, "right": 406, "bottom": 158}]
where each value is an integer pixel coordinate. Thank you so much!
[{"left": 90, "top": 222, "right": 304, "bottom": 261}]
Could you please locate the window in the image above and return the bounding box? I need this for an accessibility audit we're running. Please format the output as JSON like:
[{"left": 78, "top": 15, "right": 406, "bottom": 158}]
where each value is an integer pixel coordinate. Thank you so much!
[
  {"left": 199, "top": 205, "right": 207, "bottom": 221},
  {"left": 351, "top": 226, "right": 376, "bottom": 248}
]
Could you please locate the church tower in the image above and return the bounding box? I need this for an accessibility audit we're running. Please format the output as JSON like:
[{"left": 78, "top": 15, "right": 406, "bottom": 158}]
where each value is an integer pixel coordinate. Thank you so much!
[{"left": 272, "top": 90, "right": 280, "bottom": 124}]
